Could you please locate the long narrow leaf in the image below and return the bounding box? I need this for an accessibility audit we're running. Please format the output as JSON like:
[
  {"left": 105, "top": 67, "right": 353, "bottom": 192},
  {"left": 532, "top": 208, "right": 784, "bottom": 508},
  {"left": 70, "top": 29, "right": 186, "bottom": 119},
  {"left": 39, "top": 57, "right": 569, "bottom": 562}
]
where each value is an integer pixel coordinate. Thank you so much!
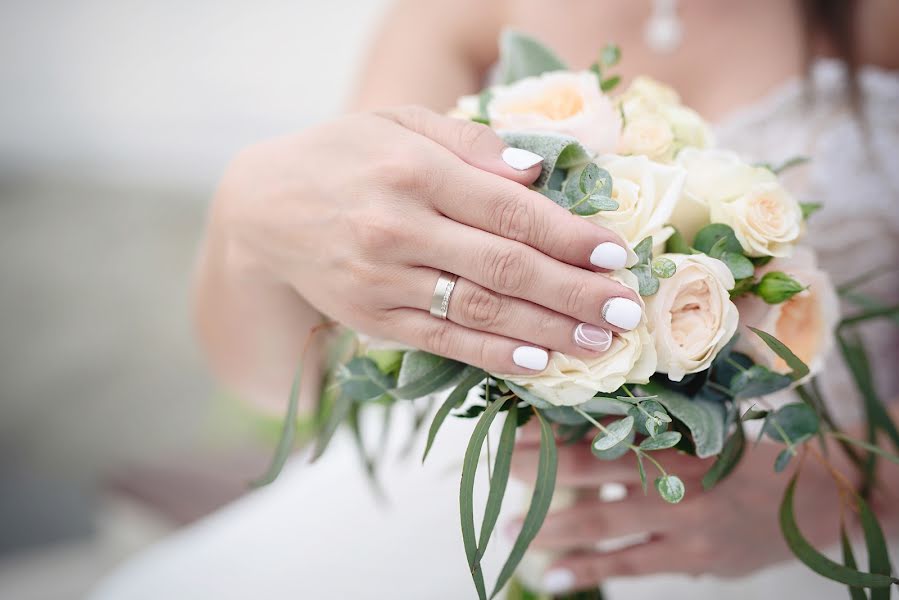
[
  {"left": 841, "top": 524, "right": 868, "bottom": 600},
  {"left": 779, "top": 475, "right": 896, "bottom": 588},
  {"left": 859, "top": 496, "right": 894, "bottom": 600},
  {"left": 748, "top": 327, "right": 809, "bottom": 380},
  {"left": 423, "top": 368, "right": 486, "bottom": 462},
  {"left": 311, "top": 389, "right": 354, "bottom": 462},
  {"left": 477, "top": 403, "right": 518, "bottom": 561},
  {"left": 391, "top": 356, "right": 467, "bottom": 399},
  {"left": 491, "top": 409, "right": 558, "bottom": 598},
  {"left": 702, "top": 421, "right": 746, "bottom": 490},
  {"left": 461, "top": 398, "right": 509, "bottom": 600},
  {"left": 251, "top": 365, "right": 303, "bottom": 486}
]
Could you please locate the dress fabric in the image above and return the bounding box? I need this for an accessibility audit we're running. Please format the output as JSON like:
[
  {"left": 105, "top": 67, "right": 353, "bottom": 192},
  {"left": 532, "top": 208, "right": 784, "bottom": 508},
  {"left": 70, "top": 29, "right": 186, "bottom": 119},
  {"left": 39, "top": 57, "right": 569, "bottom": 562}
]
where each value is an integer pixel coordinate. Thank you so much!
[{"left": 91, "top": 61, "right": 899, "bottom": 600}]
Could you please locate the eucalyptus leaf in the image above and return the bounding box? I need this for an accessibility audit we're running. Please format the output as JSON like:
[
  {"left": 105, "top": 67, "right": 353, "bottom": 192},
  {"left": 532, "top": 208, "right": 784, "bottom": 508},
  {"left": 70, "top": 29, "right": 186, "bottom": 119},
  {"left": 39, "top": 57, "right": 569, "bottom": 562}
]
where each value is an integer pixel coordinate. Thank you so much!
[
  {"left": 632, "top": 264, "right": 660, "bottom": 296},
  {"left": 498, "top": 29, "right": 567, "bottom": 85},
  {"left": 702, "top": 422, "right": 745, "bottom": 490},
  {"left": 643, "top": 383, "right": 725, "bottom": 458},
  {"left": 693, "top": 223, "right": 743, "bottom": 255},
  {"left": 628, "top": 400, "right": 668, "bottom": 437},
  {"left": 600, "top": 75, "right": 621, "bottom": 92},
  {"left": 651, "top": 257, "right": 676, "bottom": 279},
  {"left": 730, "top": 365, "right": 793, "bottom": 400},
  {"left": 655, "top": 474, "right": 685, "bottom": 503},
  {"left": 476, "top": 403, "right": 518, "bottom": 562},
  {"left": 601, "top": 43, "right": 621, "bottom": 66},
  {"left": 774, "top": 448, "right": 793, "bottom": 472},
  {"left": 633, "top": 236, "right": 653, "bottom": 265},
  {"left": 423, "top": 368, "right": 486, "bottom": 462},
  {"left": 252, "top": 364, "right": 303, "bottom": 486},
  {"left": 665, "top": 227, "right": 694, "bottom": 254},
  {"left": 505, "top": 381, "right": 553, "bottom": 410},
  {"left": 392, "top": 351, "right": 467, "bottom": 399},
  {"left": 338, "top": 357, "right": 394, "bottom": 402},
  {"left": 749, "top": 327, "right": 810, "bottom": 381},
  {"left": 491, "top": 410, "right": 558, "bottom": 598},
  {"left": 764, "top": 403, "right": 819, "bottom": 444},
  {"left": 779, "top": 474, "right": 897, "bottom": 589},
  {"left": 542, "top": 406, "right": 588, "bottom": 426},
  {"left": 310, "top": 388, "right": 354, "bottom": 462},
  {"left": 859, "top": 495, "right": 894, "bottom": 600},
  {"left": 580, "top": 396, "right": 632, "bottom": 416},
  {"left": 636, "top": 452, "right": 648, "bottom": 494},
  {"left": 840, "top": 524, "right": 868, "bottom": 600},
  {"left": 719, "top": 251, "right": 756, "bottom": 280},
  {"left": 500, "top": 132, "right": 590, "bottom": 189},
  {"left": 640, "top": 431, "right": 682, "bottom": 451},
  {"left": 592, "top": 426, "right": 635, "bottom": 460},
  {"left": 592, "top": 416, "right": 635, "bottom": 451}
]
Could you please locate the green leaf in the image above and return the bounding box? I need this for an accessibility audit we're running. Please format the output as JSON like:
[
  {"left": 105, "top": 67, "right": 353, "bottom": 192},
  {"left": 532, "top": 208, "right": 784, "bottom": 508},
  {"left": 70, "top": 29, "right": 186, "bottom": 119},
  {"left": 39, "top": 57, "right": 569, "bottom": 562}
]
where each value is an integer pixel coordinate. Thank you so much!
[
  {"left": 780, "top": 474, "right": 897, "bottom": 589},
  {"left": 748, "top": 327, "right": 810, "bottom": 381},
  {"left": 719, "top": 251, "right": 756, "bottom": 281},
  {"left": 336, "top": 357, "right": 395, "bottom": 402},
  {"left": 542, "top": 406, "right": 588, "bottom": 426},
  {"left": 476, "top": 89, "right": 493, "bottom": 125},
  {"left": 491, "top": 410, "right": 558, "bottom": 598},
  {"left": 592, "top": 426, "right": 635, "bottom": 460},
  {"left": 636, "top": 452, "right": 648, "bottom": 494},
  {"left": 754, "top": 271, "right": 807, "bottom": 304},
  {"left": 310, "top": 388, "right": 354, "bottom": 462},
  {"left": 767, "top": 155, "right": 810, "bottom": 175},
  {"left": 592, "top": 416, "right": 635, "bottom": 451},
  {"left": 730, "top": 365, "right": 793, "bottom": 400},
  {"left": 651, "top": 257, "right": 676, "bottom": 279},
  {"left": 628, "top": 400, "right": 668, "bottom": 437},
  {"left": 505, "top": 381, "right": 553, "bottom": 410},
  {"left": 476, "top": 403, "right": 518, "bottom": 563},
  {"left": 665, "top": 227, "right": 694, "bottom": 254},
  {"left": 730, "top": 276, "right": 757, "bottom": 299},
  {"left": 800, "top": 202, "right": 823, "bottom": 220},
  {"left": 460, "top": 398, "right": 509, "bottom": 599},
  {"left": 764, "top": 403, "right": 820, "bottom": 443},
  {"left": 859, "top": 496, "right": 894, "bottom": 600},
  {"left": 840, "top": 524, "right": 868, "bottom": 600},
  {"left": 580, "top": 396, "right": 632, "bottom": 416},
  {"left": 600, "top": 75, "right": 621, "bottom": 92},
  {"left": 633, "top": 236, "right": 653, "bottom": 265},
  {"left": 391, "top": 352, "right": 467, "bottom": 399},
  {"left": 655, "top": 474, "right": 685, "bottom": 503},
  {"left": 251, "top": 364, "right": 303, "bottom": 486},
  {"left": 643, "top": 383, "right": 725, "bottom": 458},
  {"left": 632, "top": 264, "right": 660, "bottom": 296},
  {"left": 601, "top": 43, "right": 621, "bottom": 67},
  {"left": 423, "top": 368, "right": 486, "bottom": 462},
  {"left": 498, "top": 29, "right": 567, "bottom": 84},
  {"left": 774, "top": 448, "right": 793, "bottom": 472},
  {"left": 702, "top": 422, "right": 745, "bottom": 490},
  {"left": 693, "top": 223, "right": 743, "bottom": 255},
  {"left": 500, "top": 132, "right": 591, "bottom": 190},
  {"left": 640, "top": 431, "right": 682, "bottom": 451}
]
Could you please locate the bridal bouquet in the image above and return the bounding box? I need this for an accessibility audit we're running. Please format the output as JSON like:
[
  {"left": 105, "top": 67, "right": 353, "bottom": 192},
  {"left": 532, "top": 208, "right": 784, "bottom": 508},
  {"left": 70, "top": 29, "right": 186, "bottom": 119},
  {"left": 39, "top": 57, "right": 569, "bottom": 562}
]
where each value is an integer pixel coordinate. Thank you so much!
[{"left": 257, "top": 31, "right": 899, "bottom": 599}]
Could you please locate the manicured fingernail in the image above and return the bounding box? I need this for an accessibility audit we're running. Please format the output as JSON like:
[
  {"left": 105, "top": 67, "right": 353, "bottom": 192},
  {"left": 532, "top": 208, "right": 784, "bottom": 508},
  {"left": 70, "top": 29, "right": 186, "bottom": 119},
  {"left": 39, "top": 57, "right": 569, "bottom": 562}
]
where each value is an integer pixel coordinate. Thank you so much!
[
  {"left": 574, "top": 323, "right": 613, "bottom": 351},
  {"left": 589, "top": 242, "right": 628, "bottom": 270},
  {"left": 542, "top": 569, "right": 575, "bottom": 594},
  {"left": 602, "top": 297, "right": 642, "bottom": 330},
  {"left": 625, "top": 245, "right": 640, "bottom": 268},
  {"left": 512, "top": 346, "right": 549, "bottom": 371},
  {"left": 502, "top": 147, "right": 544, "bottom": 170}
]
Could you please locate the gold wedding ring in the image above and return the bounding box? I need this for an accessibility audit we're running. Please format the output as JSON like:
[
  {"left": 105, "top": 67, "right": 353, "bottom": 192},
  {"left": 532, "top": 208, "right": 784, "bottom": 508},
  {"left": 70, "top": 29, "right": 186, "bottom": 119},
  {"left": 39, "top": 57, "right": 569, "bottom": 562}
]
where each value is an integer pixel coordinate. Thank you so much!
[{"left": 429, "top": 272, "right": 459, "bottom": 320}]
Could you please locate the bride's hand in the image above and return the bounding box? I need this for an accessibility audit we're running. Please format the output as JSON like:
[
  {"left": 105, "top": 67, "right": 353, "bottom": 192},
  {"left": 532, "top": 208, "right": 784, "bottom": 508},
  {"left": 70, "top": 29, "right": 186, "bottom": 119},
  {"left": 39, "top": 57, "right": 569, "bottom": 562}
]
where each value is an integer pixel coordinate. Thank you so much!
[
  {"left": 511, "top": 435, "right": 849, "bottom": 593},
  {"left": 209, "top": 106, "right": 639, "bottom": 375}
]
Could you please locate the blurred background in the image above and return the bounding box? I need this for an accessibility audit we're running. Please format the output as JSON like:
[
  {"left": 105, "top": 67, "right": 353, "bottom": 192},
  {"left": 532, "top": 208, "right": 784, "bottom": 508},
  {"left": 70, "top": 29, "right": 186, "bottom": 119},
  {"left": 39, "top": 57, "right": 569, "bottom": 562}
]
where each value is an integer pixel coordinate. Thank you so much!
[{"left": 0, "top": 1, "right": 391, "bottom": 596}]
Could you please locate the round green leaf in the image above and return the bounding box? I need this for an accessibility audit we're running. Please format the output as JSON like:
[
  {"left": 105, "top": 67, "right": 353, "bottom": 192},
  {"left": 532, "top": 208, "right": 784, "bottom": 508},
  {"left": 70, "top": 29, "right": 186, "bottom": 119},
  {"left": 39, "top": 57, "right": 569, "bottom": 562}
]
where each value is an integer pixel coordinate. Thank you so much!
[
  {"left": 639, "top": 431, "right": 682, "bottom": 451},
  {"left": 763, "top": 403, "right": 820, "bottom": 443},
  {"left": 651, "top": 257, "right": 676, "bottom": 279},
  {"left": 655, "top": 474, "right": 685, "bottom": 504},
  {"left": 592, "top": 416, "right": 635, "bottom": 451}
]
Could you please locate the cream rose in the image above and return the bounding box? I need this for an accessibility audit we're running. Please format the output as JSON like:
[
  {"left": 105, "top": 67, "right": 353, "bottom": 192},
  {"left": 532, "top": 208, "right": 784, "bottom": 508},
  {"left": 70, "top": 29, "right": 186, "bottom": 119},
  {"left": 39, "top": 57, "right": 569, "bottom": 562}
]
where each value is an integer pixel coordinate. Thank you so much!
[
  {"left": 644, "top": 253, "right": 739, "bottom": 381},
  {"left": 616, "top": 77, "right": 713, "bottom": 162},
  {"left": 487, "top": 71, "right": 620, "bottom": 154},
  {"left": 501, "top": 271, "right": 657, "bottom": 406},
  {"left": 735, "top": 247, "right": 839, "bottom": 377},
  {"left": 676, "top": 148, "right": 804, "bottom": 257},
  {"left": 586, "top": 154, "right": 686, "bottom": 250}
]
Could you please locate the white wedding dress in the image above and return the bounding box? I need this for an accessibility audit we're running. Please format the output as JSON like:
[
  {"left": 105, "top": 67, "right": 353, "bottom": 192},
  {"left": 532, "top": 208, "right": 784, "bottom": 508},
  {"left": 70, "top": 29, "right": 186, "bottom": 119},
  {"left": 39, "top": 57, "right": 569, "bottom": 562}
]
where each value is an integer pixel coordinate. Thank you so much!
[{"left": 92, "top": 61, "right": 899, "bottom": 600}]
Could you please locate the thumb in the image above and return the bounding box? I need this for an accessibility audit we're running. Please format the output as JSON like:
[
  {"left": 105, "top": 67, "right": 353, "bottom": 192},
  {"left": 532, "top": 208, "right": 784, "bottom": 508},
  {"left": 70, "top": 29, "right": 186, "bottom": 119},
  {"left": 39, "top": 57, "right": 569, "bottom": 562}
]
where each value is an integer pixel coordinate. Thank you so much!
[{"left": 376, "top": 105, "right": 543, "bottom": 186}]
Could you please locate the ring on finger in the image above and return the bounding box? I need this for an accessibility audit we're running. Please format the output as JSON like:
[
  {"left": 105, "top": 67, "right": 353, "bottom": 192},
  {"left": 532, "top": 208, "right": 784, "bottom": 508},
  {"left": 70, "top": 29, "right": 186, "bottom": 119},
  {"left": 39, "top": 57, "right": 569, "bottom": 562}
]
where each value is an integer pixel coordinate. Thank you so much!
[{"left": 429, "top": 271, "right": 459, "bottom": 320}]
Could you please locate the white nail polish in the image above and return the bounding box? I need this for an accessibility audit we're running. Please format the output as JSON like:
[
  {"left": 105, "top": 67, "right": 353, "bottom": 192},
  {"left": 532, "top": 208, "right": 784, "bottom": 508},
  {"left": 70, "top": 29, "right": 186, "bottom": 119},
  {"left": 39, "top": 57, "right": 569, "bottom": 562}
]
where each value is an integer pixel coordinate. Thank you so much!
[
  {"left": 602, "top": 297, "right": 642, "bottom": 330},
  {"left": 502, "top": 147, "right": 544, "bottom": 170},
  {"left": 625, "top": 245, "right": 640, "bottom": 268},
  {"left": 512, "top": 346, "right": 549, "bottom": 371},
  {"left": 542, "top": 569, "right": 576, "bottom": 594},
  {"left": 589, "top": 242, "right": 628, "bottom": 270}
]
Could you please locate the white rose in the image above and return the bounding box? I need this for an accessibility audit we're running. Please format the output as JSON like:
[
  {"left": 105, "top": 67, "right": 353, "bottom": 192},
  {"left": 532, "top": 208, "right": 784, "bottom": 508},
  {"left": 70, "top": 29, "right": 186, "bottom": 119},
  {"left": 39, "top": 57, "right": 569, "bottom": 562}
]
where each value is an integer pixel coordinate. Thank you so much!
[
  {"left": 677, "top": 148, "right": 804, "bottom": 257},
  {"left": 735, "top": 247, "right": 839, "bottom": 377},
  {"left": 586, "top": 154, "right": 686, "bottom": 250},
  {"left": 644, "top": 253, "right": 739, "bottom": 382},
  {"left": 501, "top": 271, "right": 657, "bottom": 406},
  {"left": 616, "top": 77, "right": 713, "bottom": 162},
  {"left": 487, "top": 71, "right": 620, "bottom": 154}
]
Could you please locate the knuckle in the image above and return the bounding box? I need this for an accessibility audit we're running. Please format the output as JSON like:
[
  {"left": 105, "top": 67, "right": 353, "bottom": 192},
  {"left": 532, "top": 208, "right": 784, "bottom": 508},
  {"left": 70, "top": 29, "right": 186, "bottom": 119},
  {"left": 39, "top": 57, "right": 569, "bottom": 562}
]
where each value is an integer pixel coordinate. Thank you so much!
[
  {"left": 349, "top": 211, "right": 408, "bottom": 256},
  {"left": 458, "top": 285, "right": 504, "bottom": 329},
  {"left": 369, "top": 146, "right": 430, "bottom": 192},
  {"left": 482, "top": 245, "right": 533, "bottom": 295},
  {"left": 456, "top": 120, "right": 494, "bottom": 152},
  {"left": 489, "top": 194, "right": 536, "bottom": 243},
  {"left": 562, "top": 279, "right": 590, "bottom": 316},
  {"left": 427, "top": 322, "right": 458, "bottom": 358}
]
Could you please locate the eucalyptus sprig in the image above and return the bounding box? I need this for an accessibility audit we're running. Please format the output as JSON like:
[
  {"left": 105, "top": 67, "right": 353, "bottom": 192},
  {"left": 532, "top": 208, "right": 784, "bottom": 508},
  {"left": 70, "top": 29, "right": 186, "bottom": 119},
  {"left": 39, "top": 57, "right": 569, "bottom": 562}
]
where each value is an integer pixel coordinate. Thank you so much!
[{"left": 629, "top": 236, "right": 676, "bottom": 296}]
